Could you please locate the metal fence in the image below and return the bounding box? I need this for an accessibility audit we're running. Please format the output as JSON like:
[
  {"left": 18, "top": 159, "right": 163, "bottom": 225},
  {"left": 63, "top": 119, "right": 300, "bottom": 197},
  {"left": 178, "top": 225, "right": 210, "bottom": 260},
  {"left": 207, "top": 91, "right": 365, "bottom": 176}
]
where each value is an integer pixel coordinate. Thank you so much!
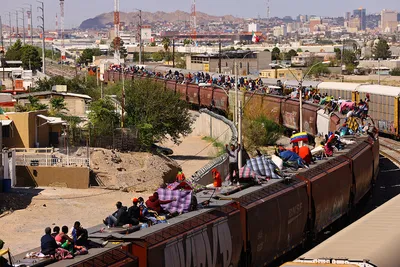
[{"left": 15, "top": 155, "right": 89, "bottom": 167}]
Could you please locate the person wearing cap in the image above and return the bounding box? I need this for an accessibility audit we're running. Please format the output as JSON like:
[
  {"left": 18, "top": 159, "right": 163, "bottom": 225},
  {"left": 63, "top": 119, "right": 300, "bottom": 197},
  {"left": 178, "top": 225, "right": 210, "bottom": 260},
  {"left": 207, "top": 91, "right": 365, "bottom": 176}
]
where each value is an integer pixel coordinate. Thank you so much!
[{"left": 128, "top": 198, "right": 140, "bottom": 225}]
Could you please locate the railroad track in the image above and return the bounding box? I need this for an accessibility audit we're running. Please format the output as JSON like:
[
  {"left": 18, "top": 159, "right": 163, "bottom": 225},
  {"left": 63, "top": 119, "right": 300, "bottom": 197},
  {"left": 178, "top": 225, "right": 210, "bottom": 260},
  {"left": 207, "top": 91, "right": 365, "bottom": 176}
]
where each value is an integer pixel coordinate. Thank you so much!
[{"left": 379, "top": 137, "right": 400, "bottom": 166}]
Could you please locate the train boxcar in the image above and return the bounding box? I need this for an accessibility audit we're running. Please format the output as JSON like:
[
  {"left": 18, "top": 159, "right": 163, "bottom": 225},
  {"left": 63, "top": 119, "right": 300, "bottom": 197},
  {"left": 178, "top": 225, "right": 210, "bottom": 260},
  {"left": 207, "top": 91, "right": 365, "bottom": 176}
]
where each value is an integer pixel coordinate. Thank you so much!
[
  {"left": 176, "top": 83, "right": 188, "bottom": 101},
  {"left": 130, "top": 202, "right": 243, "bottom": 267},
  {"left": 302, "top": 103, "right": 320, "bottom": 136},
  {"left": 317, "top": 82, "right": 360, "bottom": 102},
  {"left": 297, "top": 157, "right": 353, "bottom": 234},
  {"left": 166, "top": 80, "right": 177, "bottom": 94},
  {"left": 213, "top": 87, "right": 229, "bottom": 112},
  {"left": 199, "top": 85, "right": 214, "bottom": 107},
  {"left": 282, "top": 98, "right": 300, "bottom": 131},
  {"left": 231, "top": 178, "right": 309, "bottom": 267},
  {"left": 187, "top": 84, "right": 200, "bottom": 106},
  {"left": 339, "top": 141, "right": 374, "bottom": 205},
  {"left": 282, "top": 193, "right": 400, "bottom": 267},
  {"left": 355, "top": 85, "right": 400, "bottom": 136}
]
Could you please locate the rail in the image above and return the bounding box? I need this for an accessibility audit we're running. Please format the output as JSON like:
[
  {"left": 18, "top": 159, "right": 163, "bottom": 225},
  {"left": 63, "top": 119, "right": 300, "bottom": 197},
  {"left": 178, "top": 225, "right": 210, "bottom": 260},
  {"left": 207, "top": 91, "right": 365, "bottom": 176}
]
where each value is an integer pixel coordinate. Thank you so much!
[
  {"left": 14, "top": 147, "right": 54, "bottom": 154},
  {"left": 15, "top": 155, "right": 89, "bottom": 167},
  {"left": 379, "top": 137, "right": 400, "bottom": 166},
  {"left": 191, "top": 108, "right": 237, "bottom": 183}
]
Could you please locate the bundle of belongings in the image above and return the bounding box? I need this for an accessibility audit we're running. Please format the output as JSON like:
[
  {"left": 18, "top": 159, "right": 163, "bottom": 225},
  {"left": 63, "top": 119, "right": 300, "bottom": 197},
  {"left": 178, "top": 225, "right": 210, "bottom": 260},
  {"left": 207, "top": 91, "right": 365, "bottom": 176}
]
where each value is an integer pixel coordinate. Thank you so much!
[{"left": 239, "top": 155, "right": 282, "bottom": 183}]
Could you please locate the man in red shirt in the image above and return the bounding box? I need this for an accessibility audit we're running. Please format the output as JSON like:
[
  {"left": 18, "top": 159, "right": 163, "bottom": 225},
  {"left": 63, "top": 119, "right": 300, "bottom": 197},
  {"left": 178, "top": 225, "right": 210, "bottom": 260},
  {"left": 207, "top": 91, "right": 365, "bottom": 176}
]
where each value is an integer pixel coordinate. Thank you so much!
[{"left": 146, "top": 192, "right": 176, "bottom": 214}]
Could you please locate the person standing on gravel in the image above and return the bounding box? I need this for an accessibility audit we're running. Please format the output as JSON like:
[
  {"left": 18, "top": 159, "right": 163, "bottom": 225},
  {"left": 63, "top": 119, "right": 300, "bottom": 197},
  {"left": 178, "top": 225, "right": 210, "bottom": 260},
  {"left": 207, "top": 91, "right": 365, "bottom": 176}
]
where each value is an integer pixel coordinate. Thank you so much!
[{"left": 225, "top": 143, "right": 241, "bottom": 186}]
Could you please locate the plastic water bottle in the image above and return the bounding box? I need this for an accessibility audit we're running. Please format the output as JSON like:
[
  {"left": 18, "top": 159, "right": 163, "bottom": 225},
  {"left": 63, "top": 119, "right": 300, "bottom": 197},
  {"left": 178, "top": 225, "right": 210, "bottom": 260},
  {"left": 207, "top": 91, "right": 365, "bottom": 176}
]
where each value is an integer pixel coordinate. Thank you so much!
[{"left": 141, "top": 224, "right": 148, "bottom": 229}]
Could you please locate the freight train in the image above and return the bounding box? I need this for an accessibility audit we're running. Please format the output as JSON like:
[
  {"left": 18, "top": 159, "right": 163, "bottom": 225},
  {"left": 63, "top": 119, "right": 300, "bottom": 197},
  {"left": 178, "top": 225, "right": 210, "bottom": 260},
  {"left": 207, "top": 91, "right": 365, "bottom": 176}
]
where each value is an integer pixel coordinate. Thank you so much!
[
  {"left": 281, "top": 192, "right": 400, "bottom": 267},
  {"left": 16, "top": 136, "right": 377, "bottom": 267},
  {"left": 103, "top": 69, "right": 400, "bottom": 138}
]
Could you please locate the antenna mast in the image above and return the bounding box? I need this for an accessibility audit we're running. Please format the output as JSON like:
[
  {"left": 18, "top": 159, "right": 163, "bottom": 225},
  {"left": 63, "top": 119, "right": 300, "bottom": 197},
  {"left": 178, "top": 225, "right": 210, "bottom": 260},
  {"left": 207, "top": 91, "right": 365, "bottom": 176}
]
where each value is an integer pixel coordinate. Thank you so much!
[
  {"left": 190, "top": 0, "right": 197, "bottom": 43},
  {"left": 114, "top": 0, "right": 120, "bottom": 59},
  {"left": 60, "top": 0, "right": 66, "bottom": 61}
]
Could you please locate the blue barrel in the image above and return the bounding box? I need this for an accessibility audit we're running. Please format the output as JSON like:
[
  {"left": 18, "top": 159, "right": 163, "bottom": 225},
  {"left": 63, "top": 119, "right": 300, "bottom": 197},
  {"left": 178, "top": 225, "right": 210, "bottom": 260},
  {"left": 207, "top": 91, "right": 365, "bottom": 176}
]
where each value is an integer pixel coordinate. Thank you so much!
[{"left": 2, "top": 179, "right": 11, "bottom": 193}]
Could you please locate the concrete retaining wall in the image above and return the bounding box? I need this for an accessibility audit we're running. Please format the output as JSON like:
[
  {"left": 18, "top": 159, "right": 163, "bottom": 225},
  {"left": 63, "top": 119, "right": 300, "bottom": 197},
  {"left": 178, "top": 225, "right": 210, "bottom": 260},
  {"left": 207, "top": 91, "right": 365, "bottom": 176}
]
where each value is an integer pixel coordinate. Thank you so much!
[
  {"left": 191, "top": 109, "right": 237, "bottom": 186},
  {"left": 16, "top": 166, "right": 90, "bottom": 189}
]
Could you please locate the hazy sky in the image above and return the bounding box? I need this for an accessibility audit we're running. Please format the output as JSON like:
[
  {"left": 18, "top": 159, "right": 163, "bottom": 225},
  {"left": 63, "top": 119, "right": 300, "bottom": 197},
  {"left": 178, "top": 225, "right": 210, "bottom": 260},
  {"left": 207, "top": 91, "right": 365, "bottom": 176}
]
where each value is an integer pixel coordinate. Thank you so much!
[{"left": 1, "top": 0, "right": 399, "bottom": 29}]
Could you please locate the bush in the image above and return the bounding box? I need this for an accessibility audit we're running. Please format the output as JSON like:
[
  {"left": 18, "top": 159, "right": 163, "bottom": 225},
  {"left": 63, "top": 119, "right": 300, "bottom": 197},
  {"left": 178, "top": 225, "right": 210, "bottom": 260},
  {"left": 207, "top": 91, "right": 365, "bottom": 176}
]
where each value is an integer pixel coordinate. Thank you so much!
[
  {"left": 390, "top": 68, "right": 400, "bottom": 76},
  {"left": 243, "top": 115, "right": 284, "bottom": 149}
]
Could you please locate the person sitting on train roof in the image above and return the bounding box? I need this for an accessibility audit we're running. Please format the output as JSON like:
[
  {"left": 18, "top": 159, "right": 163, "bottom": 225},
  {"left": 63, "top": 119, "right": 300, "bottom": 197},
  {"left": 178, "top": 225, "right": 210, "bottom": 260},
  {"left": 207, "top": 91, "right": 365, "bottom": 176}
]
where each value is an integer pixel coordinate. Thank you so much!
[
  {"left": 146, "top": 192, "right": 176, "bottom": 214},
  {"left": 41, "top": 227, "right": 58, "bottom": 256},
  {"left": 127, "top": 198, "right": 140, "bottom": 226},
  {"left": 55, "top": 226, "right": 74, "bottom": 245},
  {"left": 103, "top": 201, "right": 129, "bottom": 227},
  {"left": 51, "top": 226, "right": 60, "bottom": 239},
  {"left": 72, "top": 221, "right": 88, "bottom": 247},
  {"left": 291, "top": 142, "right": 300, "bottom": 155},
  {"left": 277, "top": 146, "right": 307, "bottom": 169},
  {"left": 299, "top": 145, "right": 314, "bottom": 165}
]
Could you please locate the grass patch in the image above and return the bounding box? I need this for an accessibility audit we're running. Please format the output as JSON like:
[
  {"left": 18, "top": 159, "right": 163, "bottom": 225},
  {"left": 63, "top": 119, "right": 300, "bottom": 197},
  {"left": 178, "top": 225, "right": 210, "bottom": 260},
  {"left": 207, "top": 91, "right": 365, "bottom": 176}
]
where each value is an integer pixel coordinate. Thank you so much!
[{"left": 202, "top": 136, "right": 226, "bottom": 157}]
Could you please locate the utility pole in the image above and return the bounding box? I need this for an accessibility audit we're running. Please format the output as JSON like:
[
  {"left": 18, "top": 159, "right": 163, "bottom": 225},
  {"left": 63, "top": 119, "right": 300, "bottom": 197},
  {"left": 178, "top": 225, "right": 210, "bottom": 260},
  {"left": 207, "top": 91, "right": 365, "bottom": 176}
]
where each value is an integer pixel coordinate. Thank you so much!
[
  {"left": 238, "top": 100, "right": 243, "bottom": 169},
  {"left": 37, "top": 1, "right": 45, "bottom": 74},
  {"left": 137, "top": 9, "right": 142, "bottom": 65},
  {"left": 8, "top": 12, "right": 12, "bottom": 46},
  {"left": 234, "top": 61, "right": 238, "bottom": 126},
  {"left": 378, "top": 58, "right": 381, "bottom": 85},
  {"left": 121, "top": 66, "right": 125, "bottom": 127},
  {"left": 25, "top": 4, "right": 33, "bottom": 45},
  {"left": 340, "top": 39, "right": 344, "bottom": 77},
  {"left": 172, "top": 38, "right": 175, "bottom": 68},
  {"left": 16, "top": 11, "right": 19, "bottom": 38},
  {"left": 218, "top": 36, "right": 222, "bottom": 73},
  {"left": 19, "top": 8, "right": 26, "bottom": 45},
  {"left": 1, "top": 15, "right": 5, "bottom": 81}
]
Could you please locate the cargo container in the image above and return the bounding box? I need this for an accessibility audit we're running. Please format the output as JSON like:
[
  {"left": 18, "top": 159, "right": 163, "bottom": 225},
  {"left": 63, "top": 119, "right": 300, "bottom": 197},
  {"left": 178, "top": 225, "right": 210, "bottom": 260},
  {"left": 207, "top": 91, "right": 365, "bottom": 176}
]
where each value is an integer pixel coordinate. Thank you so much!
[
  {"left": 281, "top": 98, "right": 300, "bottom": 131},
  {"left": 187, "top": 84, "right": 200, "bottom": 105}
]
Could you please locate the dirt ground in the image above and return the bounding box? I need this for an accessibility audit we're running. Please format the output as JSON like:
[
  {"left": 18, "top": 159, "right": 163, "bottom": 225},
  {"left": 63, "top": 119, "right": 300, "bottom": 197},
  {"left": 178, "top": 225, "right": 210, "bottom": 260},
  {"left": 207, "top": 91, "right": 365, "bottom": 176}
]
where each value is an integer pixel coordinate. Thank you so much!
[{"left": 0, "top": 134, "right": 217, "bottom": 255}]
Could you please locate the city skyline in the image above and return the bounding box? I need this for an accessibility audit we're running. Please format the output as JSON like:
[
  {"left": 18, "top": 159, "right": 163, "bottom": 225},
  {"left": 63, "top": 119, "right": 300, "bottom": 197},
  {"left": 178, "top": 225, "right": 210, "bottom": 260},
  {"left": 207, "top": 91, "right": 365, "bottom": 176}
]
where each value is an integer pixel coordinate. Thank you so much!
[{"left": 1, "top": 0, "right": 399, "bottom": 29}]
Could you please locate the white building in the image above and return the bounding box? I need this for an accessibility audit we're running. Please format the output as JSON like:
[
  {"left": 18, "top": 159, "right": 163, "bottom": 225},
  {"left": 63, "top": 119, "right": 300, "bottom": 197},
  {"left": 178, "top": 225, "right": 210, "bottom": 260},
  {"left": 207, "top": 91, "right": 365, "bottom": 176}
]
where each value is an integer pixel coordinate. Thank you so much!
[
  {"left": 381, "top": 9, "right": 398, "bottom": 33},
  {"left": 273, "top": 25, "right": 287, "bottom": 37},
  {"left": 248, "top": 23, "right": 259, "bottom": 32}
]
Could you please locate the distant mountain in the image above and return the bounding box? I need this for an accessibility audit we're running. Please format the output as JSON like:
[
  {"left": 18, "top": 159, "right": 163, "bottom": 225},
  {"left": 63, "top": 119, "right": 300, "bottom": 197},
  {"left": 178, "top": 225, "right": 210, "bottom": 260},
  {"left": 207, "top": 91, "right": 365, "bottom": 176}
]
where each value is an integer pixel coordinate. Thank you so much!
[{"left": 79, "top": 10, "right": 242, "bottom": 29}]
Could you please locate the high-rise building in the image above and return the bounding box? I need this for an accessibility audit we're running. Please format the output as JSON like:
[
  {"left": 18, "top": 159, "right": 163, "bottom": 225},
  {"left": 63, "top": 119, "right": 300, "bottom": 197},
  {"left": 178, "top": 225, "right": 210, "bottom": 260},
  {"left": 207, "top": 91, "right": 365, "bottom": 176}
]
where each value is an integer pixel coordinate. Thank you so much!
[
  {"left": 381, "top": 9, "right": 398, "bottom": 33},
  {"left": 353, "top": 8, "right": 366, "bottom": 30},
  {"left": 345, "top": 12, "right": 351, "bottom": 21},
  {"left": 309, "top": 17, "right": 321, "bottom": 32}
]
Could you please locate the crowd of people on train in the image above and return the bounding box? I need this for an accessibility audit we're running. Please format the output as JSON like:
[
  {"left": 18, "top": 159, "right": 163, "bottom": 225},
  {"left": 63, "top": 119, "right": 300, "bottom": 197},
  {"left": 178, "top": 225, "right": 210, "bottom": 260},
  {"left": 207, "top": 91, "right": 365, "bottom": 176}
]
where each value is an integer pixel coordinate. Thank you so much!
[{"left": 39, "top": 221, "right": 89, "bottom": 260}]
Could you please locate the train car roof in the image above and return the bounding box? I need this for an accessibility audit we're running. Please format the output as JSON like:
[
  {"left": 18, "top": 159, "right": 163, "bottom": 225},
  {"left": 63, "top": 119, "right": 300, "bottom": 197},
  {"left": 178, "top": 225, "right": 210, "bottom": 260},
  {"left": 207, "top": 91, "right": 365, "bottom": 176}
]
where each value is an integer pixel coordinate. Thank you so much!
[
  {"left": 317, "top": 82, "right": 362, "bottom": 91},
  {"left": 356, "top": 84, "right": 400, "bottom": 97},
  {"left": 296, "top": 193, "right": 400, "bottom": 267},
  {"left": 285, "top": 80, "right": 321, "bottom": 88}
]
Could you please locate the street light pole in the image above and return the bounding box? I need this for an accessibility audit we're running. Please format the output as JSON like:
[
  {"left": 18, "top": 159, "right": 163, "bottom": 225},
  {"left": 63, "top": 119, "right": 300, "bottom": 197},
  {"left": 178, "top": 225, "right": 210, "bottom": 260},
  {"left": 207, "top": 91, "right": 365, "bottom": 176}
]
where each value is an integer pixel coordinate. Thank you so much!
[
  {"left": 238, "top": 100, "right": 243, "bottom": 168},
  {"left": 234, "top": 61, "right": 238, "bottom": 126},
  {"left": 121, "top": 65, "right": 125, "bottom": 128},
  {"left": 378, "top": 58, "right": 381, "bottom": 85}
]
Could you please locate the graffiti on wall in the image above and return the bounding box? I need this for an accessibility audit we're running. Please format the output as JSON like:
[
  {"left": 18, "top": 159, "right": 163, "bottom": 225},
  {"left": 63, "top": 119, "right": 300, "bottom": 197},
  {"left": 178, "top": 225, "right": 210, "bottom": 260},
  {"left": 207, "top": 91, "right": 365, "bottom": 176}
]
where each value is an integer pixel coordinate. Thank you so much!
[
  {"left": 164, "top": 220, "right": 233, "bottom": 267},
  {"left": 378, "top": 120, "right": 395, "bottom": 134},
  {"left": 283, "top": 111, "right": 298, "bottom": 129}
]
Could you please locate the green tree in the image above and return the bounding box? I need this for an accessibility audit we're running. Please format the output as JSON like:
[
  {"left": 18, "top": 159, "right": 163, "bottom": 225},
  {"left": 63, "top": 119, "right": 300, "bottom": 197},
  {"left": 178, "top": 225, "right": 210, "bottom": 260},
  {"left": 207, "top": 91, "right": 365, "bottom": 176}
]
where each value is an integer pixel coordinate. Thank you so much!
[
  {"left": 264, "top": 49, "right": 270, "bottom": 52},
  {"left": 342, "top": 49, "right": 357, "bottom": 67},
  {"left": 334, "top": 47, "right": 341, "bottom": 60},
  {"left": 26, "top": 95, "right": 48, "bottom": 111},
  {"left": 100, "top": 39, "right": 107, "bottom": 45},
  {"left": 271, "top": 47, "right": 281, "bottom": 61},
  {"left": 175, "top": 52, "right": 186, "bottom": 68},
  {"left": 297, "top": 48, "right": 303, "bottom": 53},
  {"left": 78, "top": 48, "right": 102, "bottom": 64},
  {"left": 88, "top": 97, "right": 120, "bottom": 139},
  {"left": 162, "top": 37, "right": 171, "bottom": 53},
  {"left": 243, "top": 115, "right": 283, "bottom": 150},
  {"left": 390, "top": 68, "right": 400, "bottom": 76},
  {"left": 21, "top": 45, "right": 42, "bottom": 71},
  {"left": 285, "top": 49, "right": 298, "bottom": 61},
  {"left": 5, "top": 39, "right": 23, "bottom": 60},
  {"left": 306, "top": 61, "right": 331, "bottom": 77},
  {"left": 124, "top": 79, "right": 192, "bottom": 146},
  {"left": 49, "top": 97, "right": 68, "bottom": 116},
  {"left": 372, "top": 39, "right": 392, "bottom": 60},
  {"left": 152, "top": 50, "right": 165, "bottom": 62},
  {"left": 183, "top": 39, "right": 192, "bottom": 46},
  {"left": 150, "top": 42, "right": 156, "bottom": 47}
]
